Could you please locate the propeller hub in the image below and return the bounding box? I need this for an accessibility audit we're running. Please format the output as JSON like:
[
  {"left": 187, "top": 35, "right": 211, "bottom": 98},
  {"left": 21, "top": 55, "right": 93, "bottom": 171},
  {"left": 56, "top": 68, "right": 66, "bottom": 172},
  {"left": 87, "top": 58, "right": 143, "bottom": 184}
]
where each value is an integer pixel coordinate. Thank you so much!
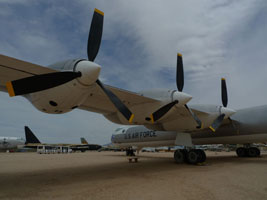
[
  {"left": 220, "top": 107, "right": 236, "bottom": 118},
  {"left": 74, "top": 60, "right": 101, "bottom": 86},
  {"left": 172, "top": 91, "right": 192, "bottom": 106}
]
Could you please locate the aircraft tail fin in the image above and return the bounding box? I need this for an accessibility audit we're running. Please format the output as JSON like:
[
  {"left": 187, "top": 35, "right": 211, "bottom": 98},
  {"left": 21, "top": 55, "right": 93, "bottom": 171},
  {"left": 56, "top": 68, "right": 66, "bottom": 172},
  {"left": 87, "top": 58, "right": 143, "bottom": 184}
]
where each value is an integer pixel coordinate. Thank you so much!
[
  {"left": 81, "top": 137, "right": 88, "bottom": 144},
  {"left": 25, "top": 126, "right": 41, "bottom": 144}
]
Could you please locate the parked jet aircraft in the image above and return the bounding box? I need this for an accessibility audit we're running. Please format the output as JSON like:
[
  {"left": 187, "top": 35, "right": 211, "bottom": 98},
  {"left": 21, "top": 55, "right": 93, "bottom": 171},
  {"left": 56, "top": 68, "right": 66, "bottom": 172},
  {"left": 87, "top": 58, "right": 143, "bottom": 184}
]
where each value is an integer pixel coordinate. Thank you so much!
[
  {"left": 0, "top": 136, "right": 25, "bottom": 151},
  {"left": 24, "top": 126, "right": 101, "bottom": 151},
  {"left": 0, "top": 9, "right": 266, "bottom": 164}
]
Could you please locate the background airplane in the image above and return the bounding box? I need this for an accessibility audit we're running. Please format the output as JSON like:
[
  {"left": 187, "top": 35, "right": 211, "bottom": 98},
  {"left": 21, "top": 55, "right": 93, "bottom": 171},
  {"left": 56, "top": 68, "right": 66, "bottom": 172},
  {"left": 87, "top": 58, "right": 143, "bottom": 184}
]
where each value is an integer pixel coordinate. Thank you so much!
[
  {"left": 25, "top": 126, "right": 101, "bottom": 152},
  {"left": 0, "top": 136, "right": 25, "bottom": 151}
]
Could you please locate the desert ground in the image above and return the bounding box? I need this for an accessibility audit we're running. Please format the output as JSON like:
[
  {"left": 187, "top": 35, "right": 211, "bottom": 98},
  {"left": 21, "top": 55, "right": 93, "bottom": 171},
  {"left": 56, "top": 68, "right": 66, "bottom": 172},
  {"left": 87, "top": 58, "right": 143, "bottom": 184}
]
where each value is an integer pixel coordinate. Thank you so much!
[{"left": 0, "top": 151, "right": 266, "bottom": 200}]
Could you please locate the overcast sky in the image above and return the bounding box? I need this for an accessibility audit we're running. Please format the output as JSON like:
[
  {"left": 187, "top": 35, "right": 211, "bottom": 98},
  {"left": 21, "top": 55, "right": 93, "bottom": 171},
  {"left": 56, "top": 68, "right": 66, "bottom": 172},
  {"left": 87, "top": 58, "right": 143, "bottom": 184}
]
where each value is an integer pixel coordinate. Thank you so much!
[{"left": 0, "top": 0, "right": 266, "bottom": 144}]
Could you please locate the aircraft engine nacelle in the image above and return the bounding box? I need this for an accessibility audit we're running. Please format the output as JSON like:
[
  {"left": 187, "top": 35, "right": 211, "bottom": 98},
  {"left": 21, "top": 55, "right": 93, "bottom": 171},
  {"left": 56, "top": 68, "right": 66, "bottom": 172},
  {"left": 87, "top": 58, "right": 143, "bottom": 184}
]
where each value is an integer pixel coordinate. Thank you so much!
[
  {"left": 140, "top": 89, "right": 191, "bottom": 106},
  {"left": 27, "top": 59, "right": 101, "bottom": 114}
]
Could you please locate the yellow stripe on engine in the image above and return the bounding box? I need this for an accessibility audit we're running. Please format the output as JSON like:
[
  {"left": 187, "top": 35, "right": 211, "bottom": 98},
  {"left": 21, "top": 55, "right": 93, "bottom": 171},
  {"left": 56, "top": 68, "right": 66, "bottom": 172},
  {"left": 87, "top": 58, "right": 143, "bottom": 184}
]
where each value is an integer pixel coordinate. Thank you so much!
[
  {"left": 6, "top": 82, "right": 15, "bottom": 97},
  {"left": 94, "top": 8, "right": 104, "bottom": 16}
]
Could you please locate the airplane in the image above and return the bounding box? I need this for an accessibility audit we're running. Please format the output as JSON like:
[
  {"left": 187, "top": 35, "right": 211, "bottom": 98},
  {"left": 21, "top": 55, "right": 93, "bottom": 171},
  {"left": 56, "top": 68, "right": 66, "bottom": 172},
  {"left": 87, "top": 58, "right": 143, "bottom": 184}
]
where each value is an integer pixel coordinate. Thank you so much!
[
  {"left": 111, "top": 126, "right": 261, "bottom": 163},
  {"left": 0, "top": 136, "right": 25, "bottom": 151},
  {"left": 24, "top": 126, "right": 101, "bottom": 152},
  {"left": 0, "top": 8, "right": 266, "bottom": 164}
]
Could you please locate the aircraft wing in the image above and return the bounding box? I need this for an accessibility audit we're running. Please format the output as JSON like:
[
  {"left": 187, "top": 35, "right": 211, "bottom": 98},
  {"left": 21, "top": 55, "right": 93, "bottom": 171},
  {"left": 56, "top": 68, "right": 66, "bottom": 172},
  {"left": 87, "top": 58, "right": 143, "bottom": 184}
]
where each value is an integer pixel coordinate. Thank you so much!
[
  {"left": 0, "top": 54, "right": 159, "bottom": 115},
  {"left": 0, "top": 54, "right": 57, "bottom": 92},
  {"left": 79, "top": 85, "right": 158, "bottom": 115}
]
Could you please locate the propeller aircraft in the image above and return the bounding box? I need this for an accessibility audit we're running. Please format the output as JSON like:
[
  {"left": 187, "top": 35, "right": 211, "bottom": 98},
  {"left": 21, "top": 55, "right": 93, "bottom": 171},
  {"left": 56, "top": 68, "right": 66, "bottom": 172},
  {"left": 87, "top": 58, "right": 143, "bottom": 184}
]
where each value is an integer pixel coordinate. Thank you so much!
[{"left": 0, "top": 9, "right": 266, "bottom": 164}]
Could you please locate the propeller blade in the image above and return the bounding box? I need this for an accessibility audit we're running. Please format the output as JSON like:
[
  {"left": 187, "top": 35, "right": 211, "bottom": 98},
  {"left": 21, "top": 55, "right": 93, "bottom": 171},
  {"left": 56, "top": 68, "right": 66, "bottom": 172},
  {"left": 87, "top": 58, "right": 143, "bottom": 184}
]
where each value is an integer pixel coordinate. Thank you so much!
[
  {"left": 96, "top": 79, "right": 134, "bottom": 123},
  {"left": 221, "top": 78, "right": 228, "bottom": 107},
  {"left": 146, "top": 100, "right": 178, "bottom": 123},
  {"left": 176, "top": 53, "right": 184, "bottom": 92},
  {"left": 87, "top": 8, "right": 104, "bottom": 62},
  {"left": 184, "top": 104, "right": 202, "bottom": 129},
  {"left": 209, "top": 114, "right": 225, "bottom": 132},
  {"left": 6, "top": 71, "right": 81, "bottom": 97}
]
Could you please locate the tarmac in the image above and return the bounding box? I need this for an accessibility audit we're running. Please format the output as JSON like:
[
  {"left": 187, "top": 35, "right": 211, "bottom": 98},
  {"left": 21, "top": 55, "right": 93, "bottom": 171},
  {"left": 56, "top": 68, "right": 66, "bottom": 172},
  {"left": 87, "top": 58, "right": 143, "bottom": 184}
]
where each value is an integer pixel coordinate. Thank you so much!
[{"left": 0, "top": 151, "right": 267, "bottom": 200}]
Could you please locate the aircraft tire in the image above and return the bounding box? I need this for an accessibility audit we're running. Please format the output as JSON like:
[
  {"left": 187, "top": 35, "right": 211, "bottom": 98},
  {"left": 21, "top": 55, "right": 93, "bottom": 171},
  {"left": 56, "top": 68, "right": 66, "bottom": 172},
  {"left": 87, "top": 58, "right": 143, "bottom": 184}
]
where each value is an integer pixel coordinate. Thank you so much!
[
  {"left": 255, "top": 147, "right": 261, "bottom": 156},
  {"left": 186, "top": 150, "right": 199, "bottom": 165},
  {"left": 195, "top": 149, "right": 206, "bottom": 163},
  {"left": 236, "top": 147, "right": 247, "bottom": 157},
  {"left": 248, "top": 147, "right": 260, "bottom": 157},
  {"left": 174, "top": 150, "right": 185, "bottom": 163}
]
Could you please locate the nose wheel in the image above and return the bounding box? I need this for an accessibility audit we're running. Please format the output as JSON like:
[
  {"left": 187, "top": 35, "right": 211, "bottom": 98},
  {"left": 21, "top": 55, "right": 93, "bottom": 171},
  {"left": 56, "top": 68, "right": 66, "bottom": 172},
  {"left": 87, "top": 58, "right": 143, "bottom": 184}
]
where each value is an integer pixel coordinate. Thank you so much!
[{"left": 174, "top": 149, "right": 206, "bottom": 165}]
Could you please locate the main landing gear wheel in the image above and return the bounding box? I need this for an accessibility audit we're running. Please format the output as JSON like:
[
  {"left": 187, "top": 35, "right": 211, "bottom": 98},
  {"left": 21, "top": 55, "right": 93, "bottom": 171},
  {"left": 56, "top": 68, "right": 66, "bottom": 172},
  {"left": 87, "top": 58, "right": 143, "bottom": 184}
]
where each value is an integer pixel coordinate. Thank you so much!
[
  {"left": 186, "top": 150, "right": 199, "bottom": 165},
  {"left": 174, "top": 150, "right": 185, "bottom": 163},
  {"left": 174, "top": 149, "right": 206, "bottom": 165},
  {"left": 236, "top": 147, "right": 260, "bottom": 157},
  {"left": 236, "top": 147, "right": 247, "bottom": 157},
  {"left": 195, "top": 149, "right": 206, "bottom": 163},
  {"left": 248, "top": 147, "right": 260, "bottom": 157}
]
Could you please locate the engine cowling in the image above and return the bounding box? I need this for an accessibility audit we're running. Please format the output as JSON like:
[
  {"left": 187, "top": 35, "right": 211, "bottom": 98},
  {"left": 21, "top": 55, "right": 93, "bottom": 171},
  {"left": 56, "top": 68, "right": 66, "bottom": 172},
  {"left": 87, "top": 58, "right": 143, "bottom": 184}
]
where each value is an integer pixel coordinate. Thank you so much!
[
  {"left": 139, "top": 89, "right": 191, "bottom": 106},
  {"left": 27, "top": 59, "right": 101, "bottom": 114}
]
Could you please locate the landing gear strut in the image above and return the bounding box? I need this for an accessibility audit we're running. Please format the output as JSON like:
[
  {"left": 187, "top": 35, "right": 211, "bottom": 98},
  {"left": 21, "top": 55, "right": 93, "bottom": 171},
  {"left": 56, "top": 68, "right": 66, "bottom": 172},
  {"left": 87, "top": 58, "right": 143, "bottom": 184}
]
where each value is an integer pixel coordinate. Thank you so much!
[
  {"left": 236, "top": 147, "right": 260, "bottom": 157},
  {"left": 174, "top": 149, "right": 206, "bottom": 165},
  {"left": 126, "top": 148, "right": 135, "bottom": 156}
]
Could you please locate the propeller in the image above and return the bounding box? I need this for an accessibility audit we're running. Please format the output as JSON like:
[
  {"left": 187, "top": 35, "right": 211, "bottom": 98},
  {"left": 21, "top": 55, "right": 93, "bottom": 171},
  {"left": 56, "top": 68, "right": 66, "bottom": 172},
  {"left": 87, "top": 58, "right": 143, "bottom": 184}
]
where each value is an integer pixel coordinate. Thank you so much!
[
  {"left": 87, "top": 9, "right": 134, "bottom": 122},
  {"left": 96, "top": 80, "right": 134, "bottom": 123},
  {"left": 209, "top": 78, "right": 228, "bottom": 132},
  {"left": 6, "top": 72, "right": 81, "bottom": 97},
  {"left": 146, "top": 100, "right": 178, "bottom": 123},
  {"left": 6, "top": 8, "right": 134, "bottom": 123},
  {"left": 177, "top": 54, "right": 202, "bottom": 128},
  {"left": 146, "top": 53, "right": 202, "bottom": 128},
  {"left": 87, "top": 8, "right": 104, "bottom": 62}
]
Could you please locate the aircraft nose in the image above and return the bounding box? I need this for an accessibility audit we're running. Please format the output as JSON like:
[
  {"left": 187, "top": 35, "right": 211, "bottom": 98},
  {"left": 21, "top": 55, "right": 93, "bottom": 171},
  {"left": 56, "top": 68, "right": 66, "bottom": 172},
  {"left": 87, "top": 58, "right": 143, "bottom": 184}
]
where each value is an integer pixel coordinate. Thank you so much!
[
  {"left": 172, "top": 91, "right": 192, "bottom": 105},
  {"left": 221, "top": 107, "right": 236, "bottom": 117}
]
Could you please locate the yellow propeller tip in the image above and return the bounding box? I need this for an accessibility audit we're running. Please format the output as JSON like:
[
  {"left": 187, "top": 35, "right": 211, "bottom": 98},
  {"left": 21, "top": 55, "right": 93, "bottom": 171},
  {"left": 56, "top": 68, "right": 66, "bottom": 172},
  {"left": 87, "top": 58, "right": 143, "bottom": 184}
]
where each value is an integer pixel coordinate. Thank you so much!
[
  {"left": 6, "top": 82, "right": 15, "bottom": 97},
  {"left": 94, "top": 8, "right": 104, "bottom": 16},
  {"left": 150, "top": 114, "right": 155, "bottom": 124},
  {"left": 221, "top": 78, "right": 226, "bottom": 81},
  {"left": 177, "top": 53, "right": 182, "bottom": 57},
  {"left": 128, "top": 114, "right": 134, "bottom": 123},
  {"left": 209, "top": 126, "right": 216, "bottom": 132}
]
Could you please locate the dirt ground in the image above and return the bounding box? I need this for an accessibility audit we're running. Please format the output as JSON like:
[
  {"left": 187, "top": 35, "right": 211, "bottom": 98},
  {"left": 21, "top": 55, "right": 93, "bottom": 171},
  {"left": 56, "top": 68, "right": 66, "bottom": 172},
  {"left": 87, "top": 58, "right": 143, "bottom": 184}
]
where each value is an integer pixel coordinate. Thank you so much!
[{"left": 0, "top": 151, "right": 266, "bottom": 200}]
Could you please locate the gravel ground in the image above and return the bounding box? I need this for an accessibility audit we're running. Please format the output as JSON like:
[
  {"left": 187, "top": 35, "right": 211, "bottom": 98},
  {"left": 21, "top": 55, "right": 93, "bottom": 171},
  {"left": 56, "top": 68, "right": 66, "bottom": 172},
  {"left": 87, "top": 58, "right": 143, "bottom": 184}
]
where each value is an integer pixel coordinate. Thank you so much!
[{"left": 0, "top": 151, "right": 266, "bottom": 200}]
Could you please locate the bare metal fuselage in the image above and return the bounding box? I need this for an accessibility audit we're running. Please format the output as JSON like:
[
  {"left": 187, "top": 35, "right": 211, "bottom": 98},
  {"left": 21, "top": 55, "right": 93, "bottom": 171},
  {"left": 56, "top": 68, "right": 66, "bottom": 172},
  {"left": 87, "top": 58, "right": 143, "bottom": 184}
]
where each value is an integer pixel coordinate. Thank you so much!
[{"left": 111, "top": 105, "right": 267, "bottom": 148}]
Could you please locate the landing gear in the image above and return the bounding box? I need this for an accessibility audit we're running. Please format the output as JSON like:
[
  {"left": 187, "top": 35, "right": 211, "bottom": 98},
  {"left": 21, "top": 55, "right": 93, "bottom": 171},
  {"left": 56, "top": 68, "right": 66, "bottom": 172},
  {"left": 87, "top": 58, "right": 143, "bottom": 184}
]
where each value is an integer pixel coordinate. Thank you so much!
[
  {"left": 236, "top": 147, "right": 260, "bottom": 157},
  {"left": 174, "top": 149, "right": 206, "bottom": 165},
  {"left": 174, "top": 149, "right": 185, "bottom": 163},
  {"left": 236, "top": 147, "right": 247, "bottom": 157},
  {"left": 126, "top": 148, "right": 135, "bottom": 156}
]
